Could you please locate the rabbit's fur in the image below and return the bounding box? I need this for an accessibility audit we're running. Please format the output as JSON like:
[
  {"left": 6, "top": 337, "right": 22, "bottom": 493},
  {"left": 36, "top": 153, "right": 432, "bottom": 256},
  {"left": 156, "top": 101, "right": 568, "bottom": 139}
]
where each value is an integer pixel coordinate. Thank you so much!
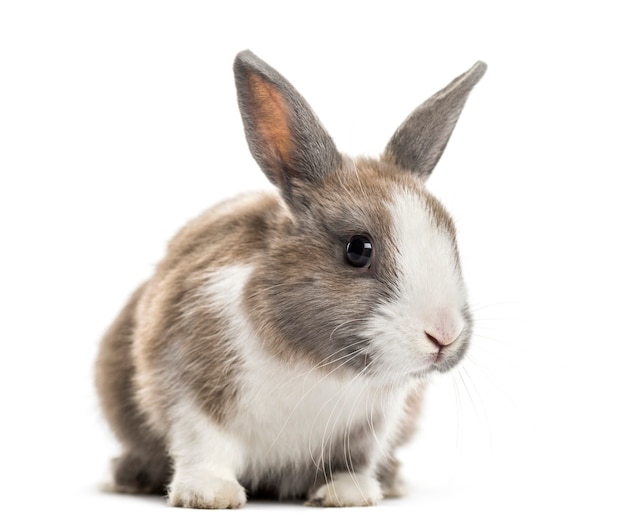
[{"left": 96, "top": 50, "right": 486, "bottom": 508}]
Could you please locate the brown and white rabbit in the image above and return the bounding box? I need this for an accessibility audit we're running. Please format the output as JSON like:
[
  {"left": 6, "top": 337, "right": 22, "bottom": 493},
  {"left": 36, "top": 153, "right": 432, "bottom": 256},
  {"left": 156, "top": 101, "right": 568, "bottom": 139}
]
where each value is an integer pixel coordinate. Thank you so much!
[{"left": 95, "top": 50, "right": 486, "bottom": 508}]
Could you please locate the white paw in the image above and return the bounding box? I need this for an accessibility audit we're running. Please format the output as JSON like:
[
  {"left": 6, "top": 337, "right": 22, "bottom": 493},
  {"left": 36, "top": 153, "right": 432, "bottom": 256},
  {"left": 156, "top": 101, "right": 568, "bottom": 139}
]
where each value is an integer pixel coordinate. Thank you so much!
[
  {"left": 307, "top": 472, "right": 383, "bottom": 507},
  {"left": 168, "top": 474, "right": 246, "bottom": 509}
]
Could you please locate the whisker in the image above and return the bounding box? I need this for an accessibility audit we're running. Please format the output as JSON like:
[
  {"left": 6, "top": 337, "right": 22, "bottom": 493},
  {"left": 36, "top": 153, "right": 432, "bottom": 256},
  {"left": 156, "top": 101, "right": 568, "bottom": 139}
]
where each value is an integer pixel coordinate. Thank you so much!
[
  {"left": 464, "top": 353, "right": 517, "bottom": 408},
  {"left": 470, "top": 332, "right": 513, "bottom": 346},
  {"left": 457, "top": 366, "right": 480, "bottom": 419},
  {"left": 341, "top": 362, "right": 376, "bottom": 504},
  {"left": 451, "top": 373, "right": 463, "bottom": 452},
  {"left": 264, "top": 340, "right": 368, "bottom": 400},
  {"left": 469, "top": 298, "right": 536, "bottom": 313},
  {"left": 316, "top": 353, "right": 373, "bottom": 496},
  {"left": 336, "top": 365, "right": 373, "bottom": 502},
  {"left": 365, "top": 382, "right": 387, "bottom": 456},
  {"left": 330, "top": 318, "right": 370, "bottom": 341}
]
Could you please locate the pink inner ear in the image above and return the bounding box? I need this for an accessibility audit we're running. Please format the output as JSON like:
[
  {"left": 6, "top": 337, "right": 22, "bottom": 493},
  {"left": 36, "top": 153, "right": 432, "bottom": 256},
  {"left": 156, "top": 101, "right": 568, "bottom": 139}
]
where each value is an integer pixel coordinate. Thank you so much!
[{"left": 247, "top": 73, "right": 293, "bottom": 181}]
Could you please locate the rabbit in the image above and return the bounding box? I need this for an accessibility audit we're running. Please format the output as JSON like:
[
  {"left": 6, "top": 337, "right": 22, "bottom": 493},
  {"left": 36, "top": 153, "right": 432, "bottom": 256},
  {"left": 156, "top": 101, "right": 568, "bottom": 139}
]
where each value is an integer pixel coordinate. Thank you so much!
[{"left": 95, "top": 49, "right": 486, "bottom": 509}]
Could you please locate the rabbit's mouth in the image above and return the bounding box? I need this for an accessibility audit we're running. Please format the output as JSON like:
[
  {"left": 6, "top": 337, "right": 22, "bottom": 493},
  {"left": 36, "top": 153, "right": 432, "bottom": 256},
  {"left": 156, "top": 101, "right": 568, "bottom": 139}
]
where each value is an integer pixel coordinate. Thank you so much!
[
  {"left": 359, "top": 314, "right": 473, "bottom": 384},
  {"left": 427, "top": 320, "right": 473, "bottom": 374}
]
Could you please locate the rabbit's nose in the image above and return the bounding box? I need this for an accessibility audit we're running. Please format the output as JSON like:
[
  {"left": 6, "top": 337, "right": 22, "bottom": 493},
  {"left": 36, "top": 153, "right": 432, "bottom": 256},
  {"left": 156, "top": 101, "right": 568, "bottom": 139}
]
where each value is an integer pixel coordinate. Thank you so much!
[
  {"left": 424, "top": 317, "right": 464, "bottom": 351},
  {"left": 425, "top": 331, "right": 445, "bottom": 349}
]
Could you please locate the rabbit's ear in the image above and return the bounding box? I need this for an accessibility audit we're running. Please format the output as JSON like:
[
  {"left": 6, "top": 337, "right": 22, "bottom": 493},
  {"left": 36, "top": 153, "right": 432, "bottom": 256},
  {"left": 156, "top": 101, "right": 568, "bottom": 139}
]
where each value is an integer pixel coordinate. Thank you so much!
[
  {"left": 383, "top": 61, "right": 487, "bottom": 181},
  {"left": 234, "top": 50, "right": 341, "bottom": 203}
]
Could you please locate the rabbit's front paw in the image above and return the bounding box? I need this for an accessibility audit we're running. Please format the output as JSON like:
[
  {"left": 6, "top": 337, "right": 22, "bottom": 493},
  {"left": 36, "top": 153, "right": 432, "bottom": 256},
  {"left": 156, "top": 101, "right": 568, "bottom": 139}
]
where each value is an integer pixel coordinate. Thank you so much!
[
  {"left": 168, "top": 474, "right": 246, "bottom": 509},
  {"left": 307, "top": 472, "right": 382, "bottom": 507}
]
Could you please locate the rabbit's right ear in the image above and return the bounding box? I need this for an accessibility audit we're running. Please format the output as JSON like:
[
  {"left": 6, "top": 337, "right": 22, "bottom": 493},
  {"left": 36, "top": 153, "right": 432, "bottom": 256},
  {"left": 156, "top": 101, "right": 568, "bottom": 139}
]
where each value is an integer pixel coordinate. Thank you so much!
[{"left": 234, "top": 50, "right": 341, "bottom": 207}]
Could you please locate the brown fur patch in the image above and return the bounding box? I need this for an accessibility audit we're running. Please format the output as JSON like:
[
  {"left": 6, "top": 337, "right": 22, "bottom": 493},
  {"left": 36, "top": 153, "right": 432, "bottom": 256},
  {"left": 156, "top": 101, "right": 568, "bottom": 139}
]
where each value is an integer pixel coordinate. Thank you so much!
[
  {"left": 131, "top": 193, "right": 288, "bottom": 428},
  {"left": 242, "top": 158, "right": 402, "bottom": 374}
]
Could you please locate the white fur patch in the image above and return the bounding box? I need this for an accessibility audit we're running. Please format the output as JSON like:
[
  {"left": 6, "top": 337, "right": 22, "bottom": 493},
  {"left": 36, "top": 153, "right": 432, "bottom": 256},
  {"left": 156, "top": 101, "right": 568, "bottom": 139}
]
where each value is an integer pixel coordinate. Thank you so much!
[
  {"left": 362, "top": 186, "right": 468, "bottom": 379},
  {"left": 168, "top": 397, "right": 247, "bottom": 508},
  {"left": 169, "top": 397, "right": 244, "bottom": 480},
  {"left": 307, "top": 471, "right": 383, "bottom": 507}
]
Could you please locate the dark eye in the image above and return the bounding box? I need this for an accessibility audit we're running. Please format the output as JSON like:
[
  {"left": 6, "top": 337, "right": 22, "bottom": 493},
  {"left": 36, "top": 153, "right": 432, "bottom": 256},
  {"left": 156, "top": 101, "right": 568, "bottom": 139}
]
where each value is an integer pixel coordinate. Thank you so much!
[{"left": 345, "top": 235, "right": 373, "bottom": 268}]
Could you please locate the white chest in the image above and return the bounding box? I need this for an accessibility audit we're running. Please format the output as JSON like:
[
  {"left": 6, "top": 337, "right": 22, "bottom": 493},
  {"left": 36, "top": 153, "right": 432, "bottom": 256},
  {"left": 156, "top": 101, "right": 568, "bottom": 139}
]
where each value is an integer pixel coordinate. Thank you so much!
[{"left": 232, "top": 354, "right": 404, "bottom": 472}]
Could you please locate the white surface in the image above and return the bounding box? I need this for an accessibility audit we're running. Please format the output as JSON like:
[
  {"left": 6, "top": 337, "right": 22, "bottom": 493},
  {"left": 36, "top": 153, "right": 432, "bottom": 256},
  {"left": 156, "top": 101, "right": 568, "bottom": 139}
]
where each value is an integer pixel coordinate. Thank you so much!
[{"left": 1, "top": 1, "right": 624, "bottom": 526}]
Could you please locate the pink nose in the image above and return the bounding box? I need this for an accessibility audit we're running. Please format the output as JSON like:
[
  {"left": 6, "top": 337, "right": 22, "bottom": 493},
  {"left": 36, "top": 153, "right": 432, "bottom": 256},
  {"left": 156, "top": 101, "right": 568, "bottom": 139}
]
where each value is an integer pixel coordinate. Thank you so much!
[{"left": 424, "top": 326, "right": 462, "bottom": 349}]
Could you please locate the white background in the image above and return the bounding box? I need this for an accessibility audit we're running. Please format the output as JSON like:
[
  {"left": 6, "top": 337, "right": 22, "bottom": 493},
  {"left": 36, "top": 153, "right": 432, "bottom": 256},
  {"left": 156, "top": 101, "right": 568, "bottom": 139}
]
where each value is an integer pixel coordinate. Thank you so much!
[{"left": 1, "top": 1, "right": 625, "bottom": 526}]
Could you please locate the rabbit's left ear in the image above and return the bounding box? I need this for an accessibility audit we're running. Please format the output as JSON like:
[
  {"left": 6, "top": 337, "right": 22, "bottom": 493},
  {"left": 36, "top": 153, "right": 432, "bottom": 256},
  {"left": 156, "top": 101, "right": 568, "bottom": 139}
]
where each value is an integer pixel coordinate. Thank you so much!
[{"left": 383, "top": 61, "right": 487, "bottom": 180}]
